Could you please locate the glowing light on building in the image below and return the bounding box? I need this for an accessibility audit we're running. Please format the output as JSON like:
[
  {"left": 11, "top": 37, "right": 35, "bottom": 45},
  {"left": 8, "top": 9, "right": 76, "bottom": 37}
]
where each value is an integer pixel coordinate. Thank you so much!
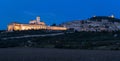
[
  {"left": 111, "top": 14, "right": 115, "bottom": 18},
  {"left": 8, "top": 16, "right": 67, "bottom": 31}
]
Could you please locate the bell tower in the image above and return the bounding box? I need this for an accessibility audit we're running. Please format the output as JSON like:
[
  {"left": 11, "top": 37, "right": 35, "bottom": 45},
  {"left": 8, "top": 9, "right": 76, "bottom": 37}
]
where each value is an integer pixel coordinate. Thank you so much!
[{"left": 36, "top": 16, "right": 40, "bottom": 24}]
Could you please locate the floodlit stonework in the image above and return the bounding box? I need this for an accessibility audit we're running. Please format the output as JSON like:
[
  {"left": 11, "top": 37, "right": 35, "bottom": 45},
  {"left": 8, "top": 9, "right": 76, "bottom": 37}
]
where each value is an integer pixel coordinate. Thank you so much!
[{"left": 8, "top": 16, "right": 67, "bottom": 31}]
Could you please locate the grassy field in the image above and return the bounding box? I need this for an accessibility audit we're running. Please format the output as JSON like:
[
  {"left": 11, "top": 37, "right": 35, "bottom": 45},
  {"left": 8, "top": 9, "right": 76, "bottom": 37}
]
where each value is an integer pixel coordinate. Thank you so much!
[{"left": 0, "top": 48, "right": 120, "bottom": 61}]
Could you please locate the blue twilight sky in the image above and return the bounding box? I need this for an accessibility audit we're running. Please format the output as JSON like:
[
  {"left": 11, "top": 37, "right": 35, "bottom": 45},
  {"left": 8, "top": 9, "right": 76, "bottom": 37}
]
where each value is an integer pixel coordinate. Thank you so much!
[{"left": 0, "top": 0, "right": 120, "bottom": 30}]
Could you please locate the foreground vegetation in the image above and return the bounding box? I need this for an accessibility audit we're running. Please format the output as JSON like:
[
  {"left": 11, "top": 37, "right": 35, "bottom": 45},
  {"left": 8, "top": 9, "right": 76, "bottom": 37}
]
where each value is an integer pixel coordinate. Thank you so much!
[{"left": 1, "top": 30, "right": 120, "bottom": 50}]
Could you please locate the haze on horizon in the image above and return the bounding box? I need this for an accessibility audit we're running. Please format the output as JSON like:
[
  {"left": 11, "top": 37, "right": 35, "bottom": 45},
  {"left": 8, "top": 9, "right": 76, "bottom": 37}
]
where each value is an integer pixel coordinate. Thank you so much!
[{"left": 0, "top": 0, "right": 119, "bottom": 30}]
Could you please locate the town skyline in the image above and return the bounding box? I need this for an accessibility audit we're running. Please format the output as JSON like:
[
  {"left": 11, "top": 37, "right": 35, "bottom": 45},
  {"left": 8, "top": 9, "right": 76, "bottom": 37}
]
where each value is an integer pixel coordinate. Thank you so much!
[{"left": 1, "top": 14, "right": 120, "bottom": 30}]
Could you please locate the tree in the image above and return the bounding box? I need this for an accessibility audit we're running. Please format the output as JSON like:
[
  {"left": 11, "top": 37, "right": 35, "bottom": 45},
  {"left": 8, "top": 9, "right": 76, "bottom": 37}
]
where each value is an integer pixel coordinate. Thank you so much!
[{"left": 51, "top": 23, "right": 57, "bottom": 26}]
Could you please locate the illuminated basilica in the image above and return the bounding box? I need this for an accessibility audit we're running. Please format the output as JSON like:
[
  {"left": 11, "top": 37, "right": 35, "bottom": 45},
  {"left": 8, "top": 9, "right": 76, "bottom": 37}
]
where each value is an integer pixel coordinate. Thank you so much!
[{"left": 8, "top": 16, "right": 67, "bottom": 31}]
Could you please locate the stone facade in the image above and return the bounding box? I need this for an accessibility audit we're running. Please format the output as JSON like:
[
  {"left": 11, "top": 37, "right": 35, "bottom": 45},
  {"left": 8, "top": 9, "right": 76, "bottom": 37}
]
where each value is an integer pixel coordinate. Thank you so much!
[{"left": 8, "top": 16, "right": 67, "bottom": 31}]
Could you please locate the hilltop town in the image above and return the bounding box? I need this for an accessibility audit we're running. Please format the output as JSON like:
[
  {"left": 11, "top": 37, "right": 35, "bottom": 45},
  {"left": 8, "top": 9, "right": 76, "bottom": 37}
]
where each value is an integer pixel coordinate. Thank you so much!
[
  {"left": 61, "top": 15, "right": 120, "bottom": 32},
  {"left": 6, "top": 15, "right": 120, "bottom": 32},
  {"left": 1, "top": 15, "right": 120, "bottom": 50}
]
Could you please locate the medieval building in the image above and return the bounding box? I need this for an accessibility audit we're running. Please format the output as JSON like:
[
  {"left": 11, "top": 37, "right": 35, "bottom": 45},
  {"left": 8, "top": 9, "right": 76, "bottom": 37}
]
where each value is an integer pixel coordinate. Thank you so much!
[{"left": 8, "top": 16, "right": 67, "bottom": 31}]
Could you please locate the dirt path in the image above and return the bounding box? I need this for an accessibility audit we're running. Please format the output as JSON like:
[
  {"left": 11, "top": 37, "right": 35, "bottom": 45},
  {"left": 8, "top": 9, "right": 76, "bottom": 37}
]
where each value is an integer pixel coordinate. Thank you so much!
[{"left": 2, "top": 33, "right": 64, "bottom": 40}]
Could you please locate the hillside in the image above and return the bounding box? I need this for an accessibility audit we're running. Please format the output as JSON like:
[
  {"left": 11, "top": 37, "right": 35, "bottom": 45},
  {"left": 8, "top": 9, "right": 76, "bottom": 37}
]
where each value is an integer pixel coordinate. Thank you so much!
[{"left": 1, "top": 30, "right": 120, "bottom": 50}]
